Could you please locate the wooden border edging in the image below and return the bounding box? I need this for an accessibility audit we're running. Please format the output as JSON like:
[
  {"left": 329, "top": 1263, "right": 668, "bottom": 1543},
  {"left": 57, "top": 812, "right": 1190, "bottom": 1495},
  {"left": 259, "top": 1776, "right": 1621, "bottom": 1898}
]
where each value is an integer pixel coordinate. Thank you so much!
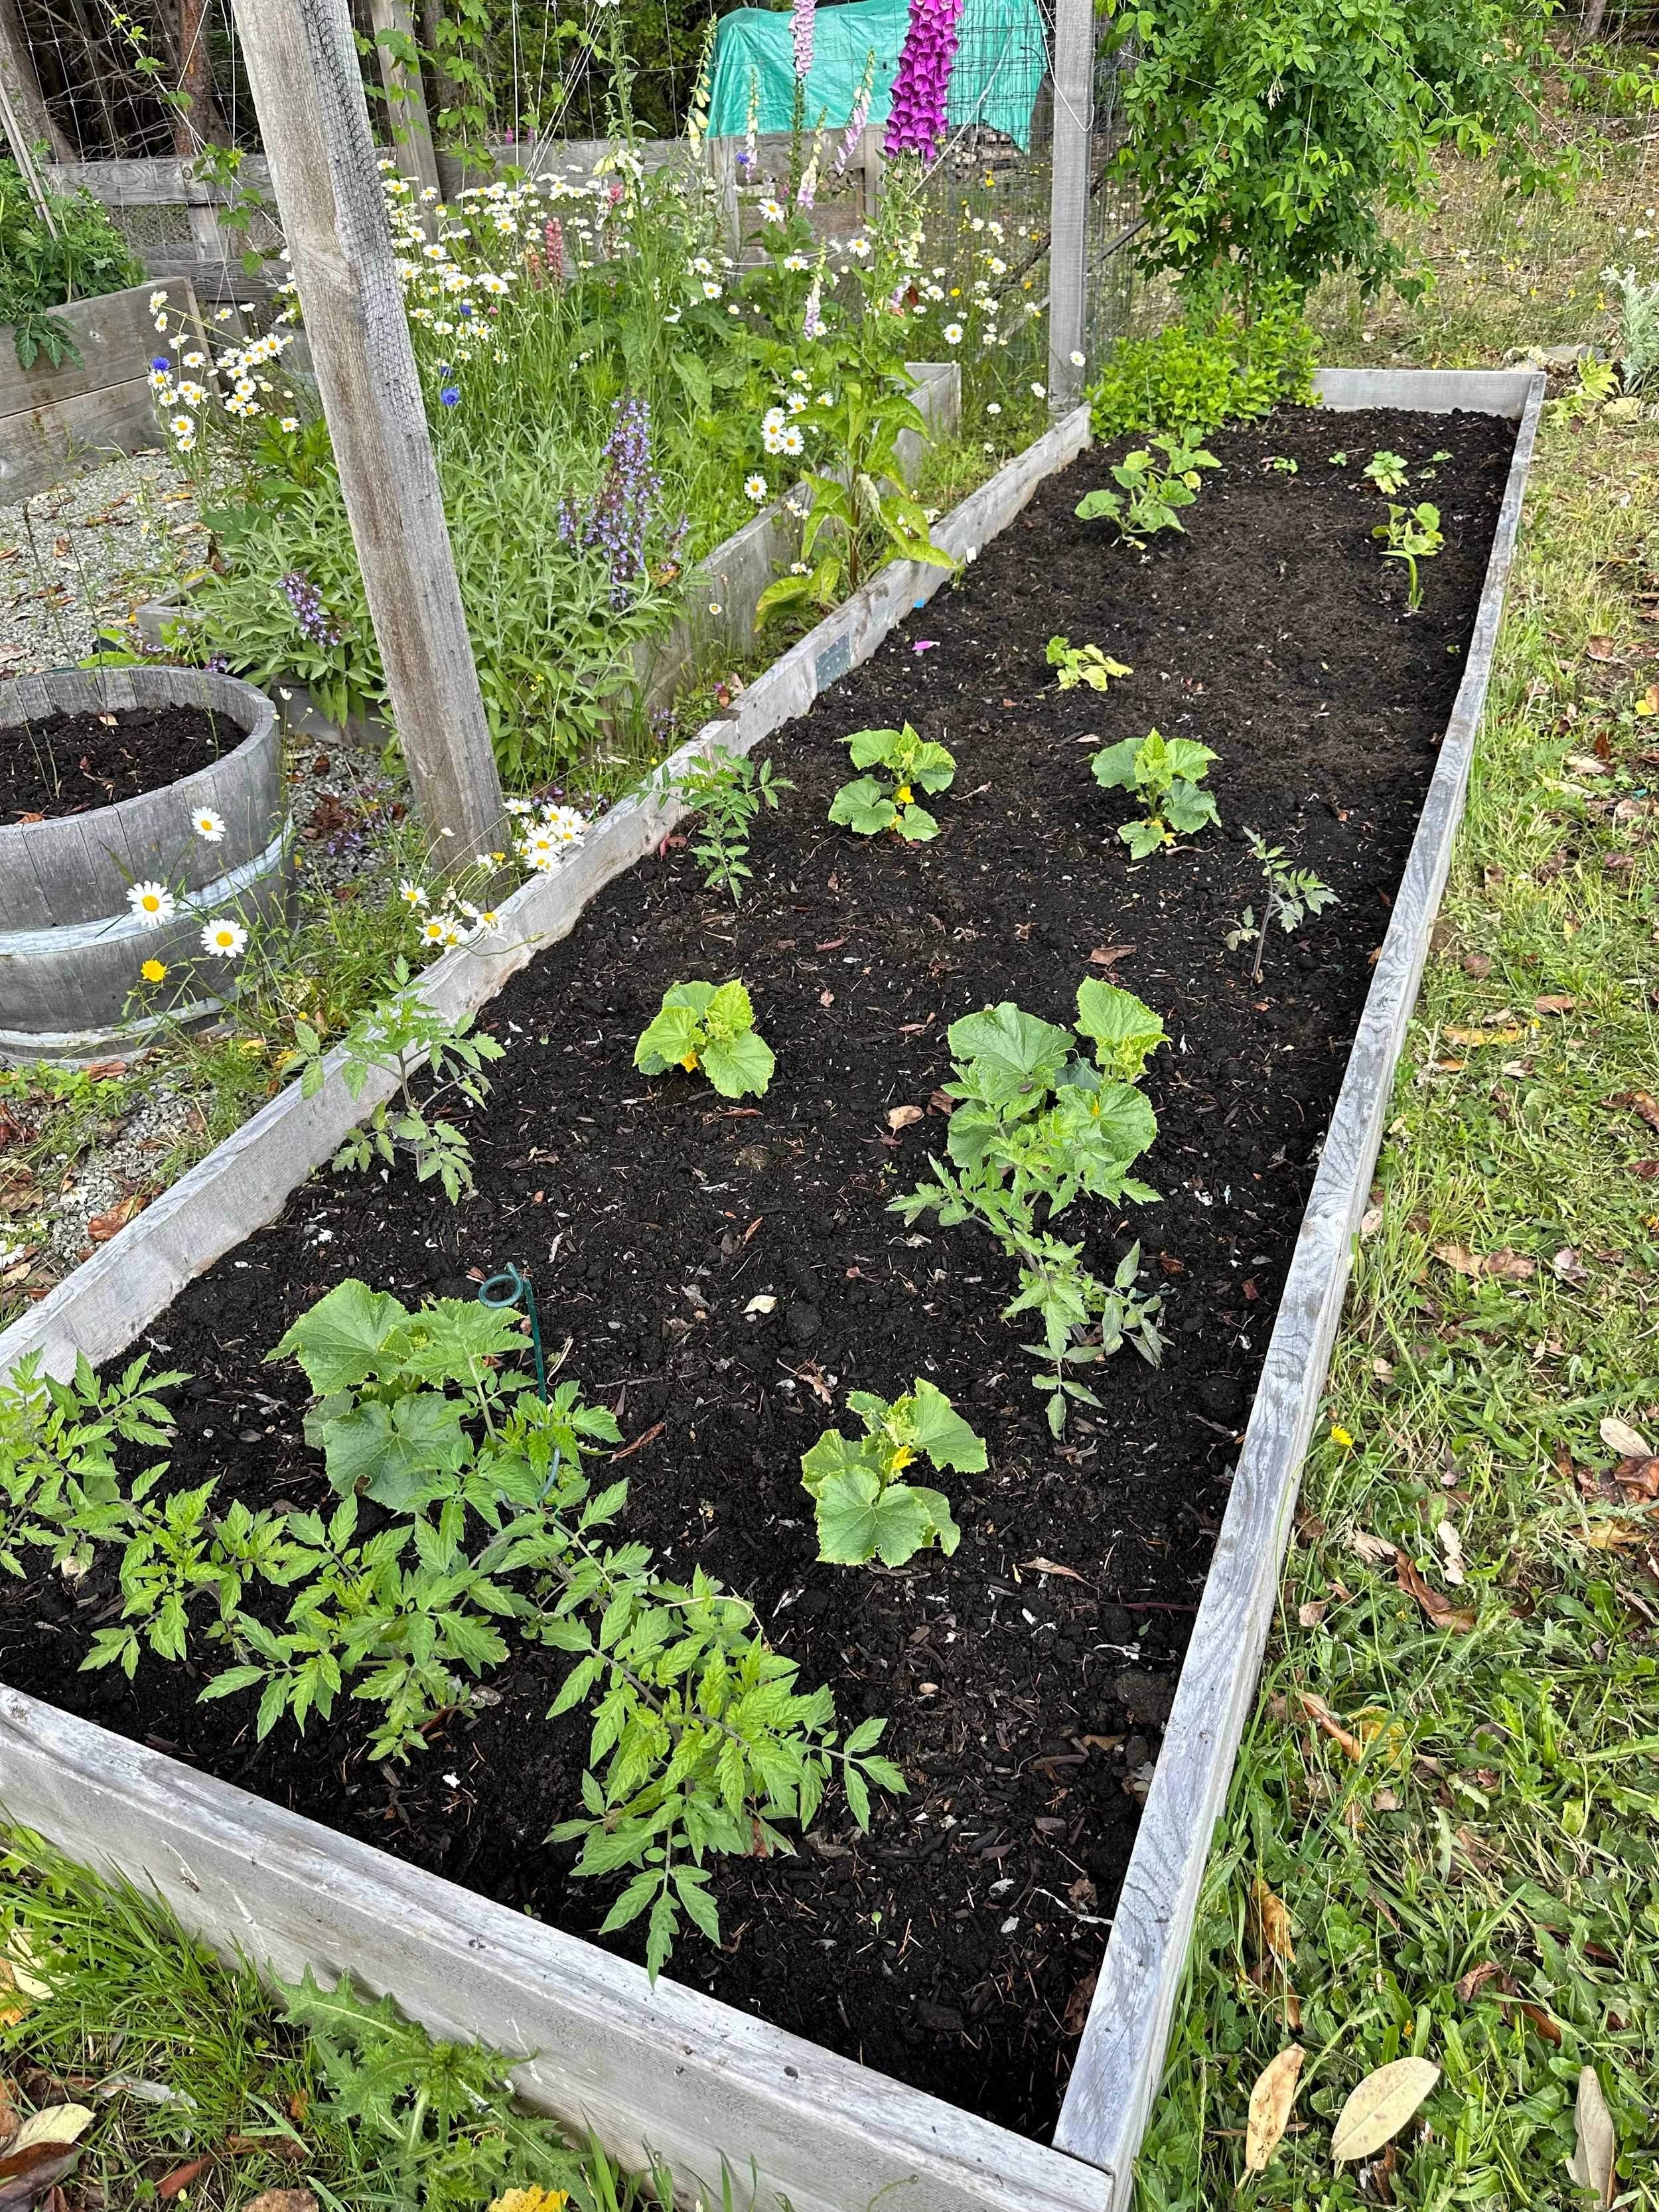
[
  {"left": 0, "top": 375, "right": 1541, "bottom": 2212},
  {"left": 1050, "top": 364, "right": 1548, "bottom": 2203}
]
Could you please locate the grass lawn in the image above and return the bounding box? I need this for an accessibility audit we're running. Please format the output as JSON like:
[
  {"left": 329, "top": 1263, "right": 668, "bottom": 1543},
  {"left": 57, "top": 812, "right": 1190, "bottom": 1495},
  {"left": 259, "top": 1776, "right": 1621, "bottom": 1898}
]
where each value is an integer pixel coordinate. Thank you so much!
[{"left": 1133, "top": 182, "right": 1659, "bottom": 2211}]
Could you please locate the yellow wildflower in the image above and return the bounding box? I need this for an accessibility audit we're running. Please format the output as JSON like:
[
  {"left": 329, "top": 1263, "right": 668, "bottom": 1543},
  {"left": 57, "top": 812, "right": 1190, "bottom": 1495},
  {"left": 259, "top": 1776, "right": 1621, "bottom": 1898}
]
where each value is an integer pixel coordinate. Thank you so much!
[
  {"left": 895, "top": 784, "right": 913, "bottom": 804},
  {"left": 141, "top": 958, "right": 167, "bottom": 984},
  {"left": 680, "top": 1051, "right": 699, "bottom": 1072},
  {"left": 1330, "top": 1425, "right": 1354, "bottom": 1449},
  {"left": 489, "top": 2192, "right": 569, "bottom": 2212}
]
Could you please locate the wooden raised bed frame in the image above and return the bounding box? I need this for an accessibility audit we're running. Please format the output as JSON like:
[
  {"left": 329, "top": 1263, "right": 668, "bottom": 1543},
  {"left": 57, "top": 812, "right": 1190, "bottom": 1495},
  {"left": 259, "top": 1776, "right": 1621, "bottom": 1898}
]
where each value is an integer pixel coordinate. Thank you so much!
[{"left": 0, "top": 369, "right": 1544, "bottom": 2212}]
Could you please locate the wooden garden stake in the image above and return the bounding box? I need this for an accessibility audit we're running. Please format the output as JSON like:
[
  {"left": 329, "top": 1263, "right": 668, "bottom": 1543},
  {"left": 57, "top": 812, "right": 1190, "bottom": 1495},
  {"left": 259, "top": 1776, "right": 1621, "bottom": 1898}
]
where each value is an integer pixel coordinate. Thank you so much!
[
  {"left": 231, "top": 0, "right": 504, "bottom": 862},
  {"left": 366, "top": 0, "right": 441, "bottom": 198},
  {"left": 1046, "top": 0, "right": 1094, "bottom": 413}
]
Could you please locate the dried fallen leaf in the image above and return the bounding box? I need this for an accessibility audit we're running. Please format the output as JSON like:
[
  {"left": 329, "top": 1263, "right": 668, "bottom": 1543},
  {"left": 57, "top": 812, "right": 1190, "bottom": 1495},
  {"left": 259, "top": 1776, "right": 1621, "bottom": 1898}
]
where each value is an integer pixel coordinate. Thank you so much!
[
  {"left": 1359, "top": 1205, "right": 1384, "bottom": 1237},
  {"left": 1330, "top": 2057, "right": 1441, "bottom": 2165},
  {"left": 1579, "top": 1520, "right": 1646, "bottom": 1551},
  {"left": 158, "top": 2158, "right": 212, "bottom": 2201},
  {"left": 1534, "top": 994, "right": 1577, "bottom": 1015},
  {"left": 1614, "top": 1454, "right": 1659, "bottom": 1500},
  {"left": 1245, "top": 2045, "right": 1305, "bottom": 2174},
  {"left": 226, "top": 2137, "right": 305, "bottom": 2163},
  {"left": 1060, "top": 1970, "right": 1096, "bottom": 2035},
  {"left": 1396, "top": 1551, "right": 1477, "bottom": 1633},
  {"left": 1586, "top": 634, "right": 1618, "bottom": 660},
  {"left": 1297, "top": 1599, "right": 1329, "bottom": 1627},
  {"left": 86, "top": 1192, "right": 147, "bottom": 1244},
  {"left": 241, "top": 2194, "right": 316, "bottom": 2212},
  {"left": 1455, "top": 1959, "right": 1504, "bottom": 2004},
  {"left": 1252, "top": 1878, "right": 1297, "bottom": 1967},
  {"left": 7, "top": 2114, "right": 91, "bottom": 2156},
  {"left": 1433, "top": 1242, "right": 1534, "bottom": 1281},
  {"left": 743, "top": 1294, "right": 776, "bottom": 1315},
  {"left": 1618, "top": 1089, "right": 1659, "bottom": 1134},
  {"left": 1295, "top": 1689, "right": 1364, "bottom": 1762},
  {"left": 1348, "top": 1529, "right": 1398, "bottom": 1564},
  {"left": 886, "top": 1104, "right": 924, "bottom": 1132},
  {"left": 1566, "top": 2066, "right": 1617, "bottom": 2207},
  {"left": 1552, "top": 1246, "right": 1589, "bottom": 1285},
  {"left": 1443, "top": 1025, "right": 1524, "bottom": 1047},
  {"left": 1022, "top": 1555, "right": 1087, "bottom": 1583},
  {"left": 1630, "top": 1159, "right": 1659, "bottom": 1181},
  {"left": 1435, "top": 1519, "right": 1465, "bottom": 1585},
  {"left": 1088, "top": 944, "right": 1133, "bottom": 968},
  {"left": 1601, "top": 1416, "right": 1652, "bottom": 1459},
  {"left": 0, "top": 2143, "right": 81, "bottom": 2211}
]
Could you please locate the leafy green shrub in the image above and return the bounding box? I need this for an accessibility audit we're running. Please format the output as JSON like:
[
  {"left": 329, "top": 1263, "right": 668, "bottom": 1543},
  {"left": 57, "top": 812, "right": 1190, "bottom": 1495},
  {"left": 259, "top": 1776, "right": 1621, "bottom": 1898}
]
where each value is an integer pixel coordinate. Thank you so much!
[
  {"left": 893, "top": 986, "right": 1167, "bottom": 1432},
  {"left": 0, "top": 160, "right": 143, "bottom": 368},
  {"left": 1091, "top": 729, "right": 1221, "bottom": 857},
  {"left": 828, "top": 723, "right": 956, "bottom": 842},
  {"left": 634, "top": 979, "right": 774, "bottom": 1097},
  {"left": 1089, "top": 295, "right": 1319, "bottom": 441},
  {"left": 671, "top": 747, "right": 792, "bottom": 904},
  {"left": 800, "top": 1381, "right": 985, "bottom": 1567}
]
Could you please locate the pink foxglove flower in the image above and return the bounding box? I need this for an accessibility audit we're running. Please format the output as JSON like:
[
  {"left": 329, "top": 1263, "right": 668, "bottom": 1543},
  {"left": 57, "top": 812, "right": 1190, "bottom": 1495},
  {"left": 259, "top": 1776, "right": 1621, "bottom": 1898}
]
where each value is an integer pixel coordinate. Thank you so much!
[
  {"left": 792, "top": 0, "right": 814, "bottom": 80},
  {"left": 834, "top": 50, "right": 877, "bottom": 175},
  {"left": 883, "top": 0, "right": 964, "bottom": 157}
]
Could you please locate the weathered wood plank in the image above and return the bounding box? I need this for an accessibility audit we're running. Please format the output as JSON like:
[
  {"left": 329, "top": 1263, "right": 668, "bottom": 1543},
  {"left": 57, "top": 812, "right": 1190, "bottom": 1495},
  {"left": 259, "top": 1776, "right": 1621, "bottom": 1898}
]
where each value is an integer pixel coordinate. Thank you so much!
[
  {"left": 45, "top": 157, "right": 275, "bottom": 206},
  {"left": 0, "top": 377, "right": 163, "bottom": 503},
  {"left": 0, "top": 285, "right": 190, "bottom": 416},
  {"left": 1046, "top": 0, "right": 1092, "bottom": 409},
  {"left": 1050, "top": 367, "right": 1546, "bottom": 2205},
  {"left": 232, "top": 0, "right": 504, "bottom": 862}
]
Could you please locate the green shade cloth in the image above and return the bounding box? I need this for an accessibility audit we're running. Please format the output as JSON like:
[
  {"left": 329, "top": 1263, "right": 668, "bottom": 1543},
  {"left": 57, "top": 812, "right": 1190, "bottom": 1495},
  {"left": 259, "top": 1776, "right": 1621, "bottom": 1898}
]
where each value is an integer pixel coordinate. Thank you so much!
[{"left": 707, "top": 0, "right": 1048, "bottom": 153}]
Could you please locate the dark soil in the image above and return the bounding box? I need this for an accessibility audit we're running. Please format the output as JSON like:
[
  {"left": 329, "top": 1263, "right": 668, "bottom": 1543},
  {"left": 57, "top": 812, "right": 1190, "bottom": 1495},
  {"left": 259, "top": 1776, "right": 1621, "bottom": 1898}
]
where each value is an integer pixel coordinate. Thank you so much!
[
  {"left": 1, "top": 404, "right": 1515, "bottom": 2137},
  {"left": 0, "top": 702, "right": 231, "bottom": 821}
]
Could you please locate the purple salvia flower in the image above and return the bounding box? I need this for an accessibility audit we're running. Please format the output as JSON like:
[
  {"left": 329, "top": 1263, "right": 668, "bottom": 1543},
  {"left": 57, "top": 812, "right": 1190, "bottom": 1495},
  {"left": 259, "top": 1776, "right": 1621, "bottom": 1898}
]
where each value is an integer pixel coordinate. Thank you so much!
[
  {"left": 792, "top": 0, "right": 814, "bottom": 80},
  {"left": 562, "top": 394, "right": 662, "bottom": 607},
  {"left": 280, "top": 570, "right": 342, "bottom": 650},
  {"left": 883, "top": 0, "right": 964, "bottom": 158}
]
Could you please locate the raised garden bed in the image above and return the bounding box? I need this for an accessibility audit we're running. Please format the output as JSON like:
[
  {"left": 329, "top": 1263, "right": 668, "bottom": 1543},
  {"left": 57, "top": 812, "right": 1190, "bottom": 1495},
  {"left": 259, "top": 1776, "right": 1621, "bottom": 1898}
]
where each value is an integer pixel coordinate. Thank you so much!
[{"left": 0, "top": 371, "right": 1541, "bottom": 2212}]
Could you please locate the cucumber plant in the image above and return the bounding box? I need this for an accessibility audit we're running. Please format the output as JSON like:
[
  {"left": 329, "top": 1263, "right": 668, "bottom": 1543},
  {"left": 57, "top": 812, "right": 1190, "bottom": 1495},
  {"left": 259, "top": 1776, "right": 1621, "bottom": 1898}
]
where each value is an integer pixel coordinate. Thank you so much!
[
  {"left": 634, "top": 979, "right": 775, "bottom": 1098},
  {"left": 828, "top": 723, "right": 956, "bottom": 842},
  {"left": 1090, "top": 728, "right": 1220, "bottom": 857},
  {"left": 800, "top": 1380, "right": 985, "bottom": 1567}
]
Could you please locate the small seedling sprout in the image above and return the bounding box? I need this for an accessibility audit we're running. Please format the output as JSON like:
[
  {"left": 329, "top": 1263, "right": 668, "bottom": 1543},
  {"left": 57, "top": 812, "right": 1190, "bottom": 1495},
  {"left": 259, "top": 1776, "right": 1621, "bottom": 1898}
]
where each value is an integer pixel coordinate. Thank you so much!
[
  {"left": 1373, "top": 501, "right": 1444, "bottom": 611},
  {"left": 1362, "top": 450, "right": 1409, "bottom": 496},
  {"left": 1046, "top": 636, "right": 1133, "bottom": 693},
  {"left": 1225, "top": 829, "right": 1338, "bottom": 982}
]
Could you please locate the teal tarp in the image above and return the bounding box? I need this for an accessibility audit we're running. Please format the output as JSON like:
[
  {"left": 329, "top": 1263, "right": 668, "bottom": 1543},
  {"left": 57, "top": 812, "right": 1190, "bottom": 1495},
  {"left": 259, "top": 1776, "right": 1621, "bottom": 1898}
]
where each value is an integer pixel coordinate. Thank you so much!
[{"left": 707, "top": 0, "right": 1047, "bottom": 153}]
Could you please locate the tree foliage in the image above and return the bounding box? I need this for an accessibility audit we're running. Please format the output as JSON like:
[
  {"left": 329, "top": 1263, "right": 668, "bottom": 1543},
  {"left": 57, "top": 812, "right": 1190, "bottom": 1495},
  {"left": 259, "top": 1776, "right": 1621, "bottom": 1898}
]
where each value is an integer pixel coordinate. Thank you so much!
[{"left": 1102, "top": 0, "right": 1573, "bottom": 302}]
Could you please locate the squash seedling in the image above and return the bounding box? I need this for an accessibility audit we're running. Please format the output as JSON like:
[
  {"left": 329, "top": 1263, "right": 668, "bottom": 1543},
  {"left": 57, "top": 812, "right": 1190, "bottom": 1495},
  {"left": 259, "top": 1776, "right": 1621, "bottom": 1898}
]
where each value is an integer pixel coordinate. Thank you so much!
[
  {"left": 634, "top": 979, "right": 774, "bottom": 1097},
  {"left": 1362, "top": 449, "right": 1409, "bottom": 496},
  {"left": 1225, "top": 830, "right": 1338, "bottom": 982},
  {"left": 1090, "top": 727, "right": 1220, "bottom": 857},
  {"left": 1046, "top": 636, "right": 1132, "bottom": 692},
  {"left": 1074, "top": 431, "right": 1220, "bottom": 546},
  {"left": 828, "top": 722, "right": 955, "bottom": 841},
  {"left": 800, "top": 1379, "right": 986, "bottom": 1567},
  {"left": 1374, "top": 501, "right": 1443, "bottom": 611}
]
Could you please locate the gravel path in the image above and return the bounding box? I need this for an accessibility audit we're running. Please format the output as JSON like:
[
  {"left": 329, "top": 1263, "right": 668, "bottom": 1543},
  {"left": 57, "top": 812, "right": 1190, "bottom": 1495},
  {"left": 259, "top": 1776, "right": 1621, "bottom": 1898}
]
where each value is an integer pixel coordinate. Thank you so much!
[{"left": 0, "top": 449, "right": 206, "bottom": 678}]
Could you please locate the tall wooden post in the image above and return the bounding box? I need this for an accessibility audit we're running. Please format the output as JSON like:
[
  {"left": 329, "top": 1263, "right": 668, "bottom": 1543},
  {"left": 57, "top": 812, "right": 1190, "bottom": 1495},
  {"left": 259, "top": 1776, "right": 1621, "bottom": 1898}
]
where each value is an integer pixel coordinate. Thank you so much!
[
  {"left": 1046, "top": 0, "right": 1094, "bottom": 414},
  {"left": 231, "top": 0, "right": 505, "bottom": 861},
  {"left": 0, "top": 0, "right": 70, "bottom": 166},
  {"left": 367, "top": 0, "right": 440, "bottom": 197}
]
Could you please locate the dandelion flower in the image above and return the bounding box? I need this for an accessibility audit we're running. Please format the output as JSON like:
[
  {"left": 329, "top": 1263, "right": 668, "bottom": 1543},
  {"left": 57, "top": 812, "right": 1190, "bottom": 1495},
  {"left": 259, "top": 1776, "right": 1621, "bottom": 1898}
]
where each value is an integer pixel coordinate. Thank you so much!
[
  {"left": 127, "top": 881, "right": 176, "bottom": 927},
  {"left": 1330, "top": 1424, "right": 1354, "bottom": 1449},
  {"left": 200, "top": 918, "right": 246, "bottom": 958},
  {"left": 140, "top": 958, "right": 167, "bottom": 984},
  {"left": 192, "top": 806, "right": 226, "bottom": 842},
  {"left": 744, "top": 473, "right": 768, "bottom": 501},
  {"left": 399, "top": 879, "right": 429, "bottom": 909}
]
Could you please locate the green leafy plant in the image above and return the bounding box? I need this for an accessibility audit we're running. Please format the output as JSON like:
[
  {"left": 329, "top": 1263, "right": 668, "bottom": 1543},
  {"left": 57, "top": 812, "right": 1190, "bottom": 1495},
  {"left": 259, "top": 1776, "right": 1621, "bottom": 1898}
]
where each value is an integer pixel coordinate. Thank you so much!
[
  {"left": 1363, "top": 450, "right": 1410, "bottom": 496},
  {"left": 1046, "top": 637, "right": 1133, "bottom": 693},
  {"left": 892, "top": 986, "right": 1167, "bottom": 1432},
  {"left": 1374, "top": 500, "right": 1444, "bottom": 611},
  {"left": 827, "top": 723, "right": 956, "bottom": 841},
  {"left": 671, "top": 746, "right": 792, "bottom": 904},
  {"left": 799, "top": 1381, "right": 985, "bottom": 1567},
  {"left": 1087, "top": 292, "right": 1319, "bottom": 439},
  {"left": 1224, "top": 830, "right": 1339, "bottom": 982},
  {"left": 634, "top": 979, "right": 774, "bottom": 1098},
  {"left": 1074, "top": 431, "right": 1220, "bottom": 546},
  {"left": 1330, "top": 450, "right": 1350, "bottom": 466},
  {"left": 291, "top": 961, "right": 505, "bottom": 1201},
  {"left": 0, "top": 159, "right": 143, "bottom": 369},
  {"left": 1600, "top": 264, "right": 1659, "bottom": 392},
  {"left": 1267, "top": 455, "right": 1299, "bottom": 474},
  {"left": 1091, "top": 729, "right": 1221, "bottom": 857}
]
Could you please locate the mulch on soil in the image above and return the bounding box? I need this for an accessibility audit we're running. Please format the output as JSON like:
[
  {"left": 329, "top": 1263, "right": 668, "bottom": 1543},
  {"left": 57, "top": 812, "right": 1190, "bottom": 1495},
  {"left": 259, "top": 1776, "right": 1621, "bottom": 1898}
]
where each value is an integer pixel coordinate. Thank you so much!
[
  {"left": 3, "top": 404, "right": 1516, "bottom": 2136},
  {"left": 0, "top": 701, "right": 231, "bottom": 821}
]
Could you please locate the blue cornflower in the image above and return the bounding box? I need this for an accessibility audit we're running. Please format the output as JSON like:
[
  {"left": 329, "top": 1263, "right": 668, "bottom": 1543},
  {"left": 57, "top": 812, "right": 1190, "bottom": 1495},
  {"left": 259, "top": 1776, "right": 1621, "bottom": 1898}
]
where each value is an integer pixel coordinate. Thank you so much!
[
  {"left": 440, "top": 386, "right": 461, "bottom": 406},
  {"left": 151, "top": 355, "right": 171, "bottom": 370}
]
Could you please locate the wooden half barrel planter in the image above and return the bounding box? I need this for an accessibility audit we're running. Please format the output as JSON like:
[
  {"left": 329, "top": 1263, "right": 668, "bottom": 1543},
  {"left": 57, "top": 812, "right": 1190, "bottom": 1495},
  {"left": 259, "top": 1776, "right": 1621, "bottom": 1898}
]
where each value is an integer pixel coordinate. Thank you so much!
[
  {"left": 0, "top": 668, "right": 289, "bottom": 1063},
  {"left": 0, "top": 370, "right": 1543, "bottom": 2212}
]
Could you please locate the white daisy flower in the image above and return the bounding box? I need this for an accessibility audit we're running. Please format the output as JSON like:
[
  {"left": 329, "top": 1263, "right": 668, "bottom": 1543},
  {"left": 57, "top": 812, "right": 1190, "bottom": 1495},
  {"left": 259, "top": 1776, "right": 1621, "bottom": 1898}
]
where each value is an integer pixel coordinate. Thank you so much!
[
  {"left": 744, "top": 473, "right": 768, "bottom": 501},
  {"left": 169, "top": 414, "right": 195, "bottom": 438},
  {"left": 786, "top": 391, "right": 808, "bottom": 413},
  {"left": 782, "top": 254, "right": 810, "bottom": 272},
  {"left": 201, "top": 918, "right": 247, "bottom": 958},
  {"left": 192, "top": 806, "right": 226, "bottom": 842},
  {"left": 127, "top": 881, "right": 175, "bottom": 926},
  {"left": 944, "top": 324, "right": 963, "bottom": 345},
  {"left": 1070, "top": 350, "right": 1086, "bottom": 367},
  {"left": 399, "top": 879, "right": 429, "bottom": 908},
  {"left": 541, "top": 804, "right": 588, "bottom": 842},
  {"left": 759, "top": 200, "right": 786, "bottom": 224},
  {"left": 279, "top": 417, "right": 299, "bottom": 433},
  {"left": 702, "top": 280, "right": 723, "bottom": 299},
  {"left": 148, "top": 289, "right": 168, "bottom": 311},
  {"left": 504, "top": 796, "right": 534, "bottom": 814},
  {"left": 1031, "top": 382, "right": 1046, "bottom": 399},
  {"left": 780, "top": 425, "right": 805, "bottom": 456},
  {"left": 421, "top": 917, "right": 448, "bottom": 944}
]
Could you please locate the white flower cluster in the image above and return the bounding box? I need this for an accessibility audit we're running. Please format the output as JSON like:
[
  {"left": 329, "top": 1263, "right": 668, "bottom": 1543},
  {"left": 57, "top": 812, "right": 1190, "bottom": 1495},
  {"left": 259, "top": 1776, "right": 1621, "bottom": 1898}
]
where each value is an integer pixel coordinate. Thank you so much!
[
  {"left": 148, "top": 289, "right": 297, "bottom": 452},
  {"left": 398, "top": 875, "right": 506, "bottom": 948},
  {"left": 506, "top": 795, "right": 590, "bottom": 873},
  {"left": 760, "top": 406, "right": 806, "bottom": 457}
]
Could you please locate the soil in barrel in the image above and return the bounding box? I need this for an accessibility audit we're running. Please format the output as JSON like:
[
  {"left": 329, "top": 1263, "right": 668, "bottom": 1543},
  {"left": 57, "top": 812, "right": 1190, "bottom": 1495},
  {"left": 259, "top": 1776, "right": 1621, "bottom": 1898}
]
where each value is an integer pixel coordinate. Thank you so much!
[
  {"left": 0, "top": 701, "right": 231, "bottom": 821},
  {"left": 0, "top": 404, "right": 1516, "bottom": 2137}
]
